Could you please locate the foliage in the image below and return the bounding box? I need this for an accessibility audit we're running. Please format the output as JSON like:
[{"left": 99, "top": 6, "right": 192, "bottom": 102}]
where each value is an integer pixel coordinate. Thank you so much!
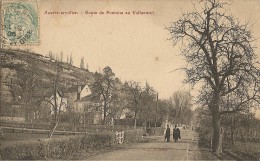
[
  {"left": 0, "top": 128, "right": 148, "bottom": 160},
  {"left": 0, "top": 133, "right": 115, "bottom": 160},
  {"left": 123, "top": 128, "right": 145, "bottom": 143},
  {"left": 170, "top": 91, "right": 193, "bottom": 124}
]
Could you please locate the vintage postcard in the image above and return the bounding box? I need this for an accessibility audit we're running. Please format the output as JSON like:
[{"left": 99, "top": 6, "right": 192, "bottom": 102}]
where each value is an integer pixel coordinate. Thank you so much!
[{"left": 0, "top": 0, "right": 260, "bottom": 160}]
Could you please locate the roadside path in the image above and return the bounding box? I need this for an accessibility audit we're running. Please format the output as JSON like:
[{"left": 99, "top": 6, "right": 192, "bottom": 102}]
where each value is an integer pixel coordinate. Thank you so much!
[{"left": 85, "top": 129, "right": 209, "bottom": 160}]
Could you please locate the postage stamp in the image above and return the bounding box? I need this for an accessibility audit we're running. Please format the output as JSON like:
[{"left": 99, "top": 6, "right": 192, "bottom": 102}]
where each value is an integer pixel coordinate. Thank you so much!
[{"left": 1, "top": 0, "right": 39, "bottom": 46}]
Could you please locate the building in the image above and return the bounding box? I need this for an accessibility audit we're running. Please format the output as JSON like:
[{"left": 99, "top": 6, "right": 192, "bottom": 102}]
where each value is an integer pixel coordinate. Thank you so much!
[{"left": 66, "top": 84, "right": 102, "bottom": 124}]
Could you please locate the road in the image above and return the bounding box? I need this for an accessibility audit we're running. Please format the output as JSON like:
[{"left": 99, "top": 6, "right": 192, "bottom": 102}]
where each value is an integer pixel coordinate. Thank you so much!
[{"left": 86, "top": 129, "right": 203, "bottom": 160}]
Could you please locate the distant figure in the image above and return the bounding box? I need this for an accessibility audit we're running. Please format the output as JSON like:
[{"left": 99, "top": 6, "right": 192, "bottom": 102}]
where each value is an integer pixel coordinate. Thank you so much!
[
  {"left": 173, "top": 124, "right": 181, "bottom": 142},
  {"left": 165, "top": 125, "right": 170, "bottom": 142},
  {"left": 0, "top": 128, "right": 4, "bottom": 139}
]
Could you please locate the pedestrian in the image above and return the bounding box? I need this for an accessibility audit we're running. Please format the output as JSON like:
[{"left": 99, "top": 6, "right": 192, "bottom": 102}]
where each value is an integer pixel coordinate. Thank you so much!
[
  {"left": 165, "top": 125, "right": 170, "bottom": 142},
  {"left": 173, "top": 124, "right": 181, "bottom": 142}
]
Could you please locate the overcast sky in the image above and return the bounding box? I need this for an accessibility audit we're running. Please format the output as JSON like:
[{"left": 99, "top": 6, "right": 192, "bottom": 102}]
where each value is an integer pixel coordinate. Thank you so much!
[{"left": 11, "top": 0, "right": 260, "bottom": 115}]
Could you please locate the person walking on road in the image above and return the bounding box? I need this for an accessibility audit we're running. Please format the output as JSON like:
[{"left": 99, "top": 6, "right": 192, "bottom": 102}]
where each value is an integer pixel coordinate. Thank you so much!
[
  {"left": 165, "top": 125, "right": 170, "bottom": 142},
  {"left": 173, "top": 124, "right": 181, "bottom": 142}
]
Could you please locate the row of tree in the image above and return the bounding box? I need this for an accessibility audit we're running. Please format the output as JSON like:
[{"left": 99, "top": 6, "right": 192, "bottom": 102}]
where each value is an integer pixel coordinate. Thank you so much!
[
  {"left": 48, "top": 51, "right": 88, "bottom": 69},
  {"left": 90, "top": 66, "right": 194, "bottom": 127}
]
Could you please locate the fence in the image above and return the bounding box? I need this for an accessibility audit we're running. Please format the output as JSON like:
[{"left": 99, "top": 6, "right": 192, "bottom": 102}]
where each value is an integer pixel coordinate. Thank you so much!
[
  {"left": 197, "top": 125, "right": 260, "bottom": 149},
  {"left": 0, "top": 126, "right": 88, "bottom": 135},
  {"left": 115, "top": 131, "right": 124, "bottom": 144},
  {"left": 0, "top": 121, "right": 141, "bottom": 133},
  {"left": 0, "top": 122, "right": 147, "bottom": 140}
]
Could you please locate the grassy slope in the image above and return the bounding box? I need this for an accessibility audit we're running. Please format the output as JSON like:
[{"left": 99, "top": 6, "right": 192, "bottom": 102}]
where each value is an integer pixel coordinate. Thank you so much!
[{"left": 1, "top": 49, "right": 95, "bottom": 87}]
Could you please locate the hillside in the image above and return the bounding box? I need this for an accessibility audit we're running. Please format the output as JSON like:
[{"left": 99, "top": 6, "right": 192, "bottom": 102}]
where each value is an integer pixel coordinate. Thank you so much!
[{"left": 0, "top": 49, "right": 96, "bottom": 109}]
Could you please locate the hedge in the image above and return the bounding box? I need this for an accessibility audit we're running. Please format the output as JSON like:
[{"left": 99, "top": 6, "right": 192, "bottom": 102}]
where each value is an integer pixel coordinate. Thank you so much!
[
  {"left": 0, "top": 133, "right": 116, "bottom": 160},
  {"left": 124, "top": 128, "right": 145, "bottom": 143},
  {"left": 0, "top": 129, "right": 146, "bottom": 160}
]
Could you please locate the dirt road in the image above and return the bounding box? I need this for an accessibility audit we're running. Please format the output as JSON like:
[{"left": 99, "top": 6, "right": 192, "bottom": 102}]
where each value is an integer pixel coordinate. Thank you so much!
[{"left": 86, "top": 129, "right": 203, "bottom": 160}]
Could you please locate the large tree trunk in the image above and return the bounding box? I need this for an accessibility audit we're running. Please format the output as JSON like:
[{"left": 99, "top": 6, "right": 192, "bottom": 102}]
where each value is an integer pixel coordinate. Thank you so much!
[
  {"left": 212, "top": 112, "right": 222, "bottom": 154},
  {"left": 211, "top": 92, "right": 222, "bottom": 154}
]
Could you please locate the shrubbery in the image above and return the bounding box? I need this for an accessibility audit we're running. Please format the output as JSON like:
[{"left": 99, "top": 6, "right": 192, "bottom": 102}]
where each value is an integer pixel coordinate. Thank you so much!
[
  {"left": 0, "top": 133, "right": 115, "bottom": 160},
  {"left": 152, "top": 127, "right": 165, "bottom": 136},
  {"left": 124, "top": 129, "right": 145, "bottom": 143},
  {"left": 0, "top": 129, "right": 147, "bottom": 160}
]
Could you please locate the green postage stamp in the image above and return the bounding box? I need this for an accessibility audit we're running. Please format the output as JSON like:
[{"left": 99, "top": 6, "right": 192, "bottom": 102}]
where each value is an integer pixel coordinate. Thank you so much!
[{"left": 1, "top": 0, "right": 39, "bottom": 46}]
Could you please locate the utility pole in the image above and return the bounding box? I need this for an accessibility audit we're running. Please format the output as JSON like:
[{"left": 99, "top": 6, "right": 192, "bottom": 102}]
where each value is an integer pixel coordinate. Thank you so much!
[{"left": 155, "top": 92, "right": 158, "bottom": 128}]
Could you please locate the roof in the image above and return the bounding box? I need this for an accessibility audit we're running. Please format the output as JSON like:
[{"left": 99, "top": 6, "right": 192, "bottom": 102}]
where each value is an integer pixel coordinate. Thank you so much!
[{"left": 66, "top": 85, "right": 86, "bottom": 93}]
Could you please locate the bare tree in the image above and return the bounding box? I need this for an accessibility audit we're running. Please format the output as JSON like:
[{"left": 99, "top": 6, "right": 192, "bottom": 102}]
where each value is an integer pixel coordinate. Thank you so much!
[
  {"left": 220, "top": 89, "right": 259, "bottom": 145},
  {"left": 55, "top": 53, "right": 59, "bottom": 62},
  {"left": 167, "top": 0, "right": 260, "bottom": 154},
  {"left": 139, "top": 82, "right": 157, "bottom": 128},
  {"left": 80, "top": 57, "right": 85, "bottom": 69},
  {"left": 170, "top": 91, "right": 193, "bottom": 125},
  {"left": 66, "top": 54, "right": 69, "bottom": 64},
  {"left": 60, "top": 52, "right": 63, "bottom": 62},
  {"left": 48, "top": 51, "right": 54, "bottom": 60},
  {"left": 69, "top": 53, "right": 73, "bottom": 65},
  {"left": 124, "top": 81, "right": 143, "bottom": 128},
  {"left": 156, "top": 99, "right": 172, "bottom": 126},
  {"left": 15, "top": 62, "right": 44, "bottom": 122},
  {"left": 43, "top": 63, "right": 66, "bottom": 139},
  {"left": 91, "top": 66, "right": 118, "bottom": 125}
]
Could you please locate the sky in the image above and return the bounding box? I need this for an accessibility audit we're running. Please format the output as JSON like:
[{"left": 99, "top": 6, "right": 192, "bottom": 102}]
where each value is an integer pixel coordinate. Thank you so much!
[{"left": 4, "top": 0, "right": 260, "bottom": 116}]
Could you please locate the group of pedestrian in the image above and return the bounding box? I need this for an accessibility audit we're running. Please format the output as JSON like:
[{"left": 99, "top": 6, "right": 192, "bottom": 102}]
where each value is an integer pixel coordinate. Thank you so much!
[{"left": 164, "top": 124, "right": 181, "bottom": 142}]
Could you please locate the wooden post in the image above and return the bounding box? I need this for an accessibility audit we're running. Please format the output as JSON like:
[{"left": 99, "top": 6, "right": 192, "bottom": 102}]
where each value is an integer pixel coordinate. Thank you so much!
[{"left": 211, "top": 137, "right": 213, "bottom": 149}]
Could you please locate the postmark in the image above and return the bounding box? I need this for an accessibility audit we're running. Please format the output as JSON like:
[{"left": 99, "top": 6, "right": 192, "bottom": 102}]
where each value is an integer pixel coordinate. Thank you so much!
[{"left": 1, "top": 0, "right": 39, "bottom": 46}]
